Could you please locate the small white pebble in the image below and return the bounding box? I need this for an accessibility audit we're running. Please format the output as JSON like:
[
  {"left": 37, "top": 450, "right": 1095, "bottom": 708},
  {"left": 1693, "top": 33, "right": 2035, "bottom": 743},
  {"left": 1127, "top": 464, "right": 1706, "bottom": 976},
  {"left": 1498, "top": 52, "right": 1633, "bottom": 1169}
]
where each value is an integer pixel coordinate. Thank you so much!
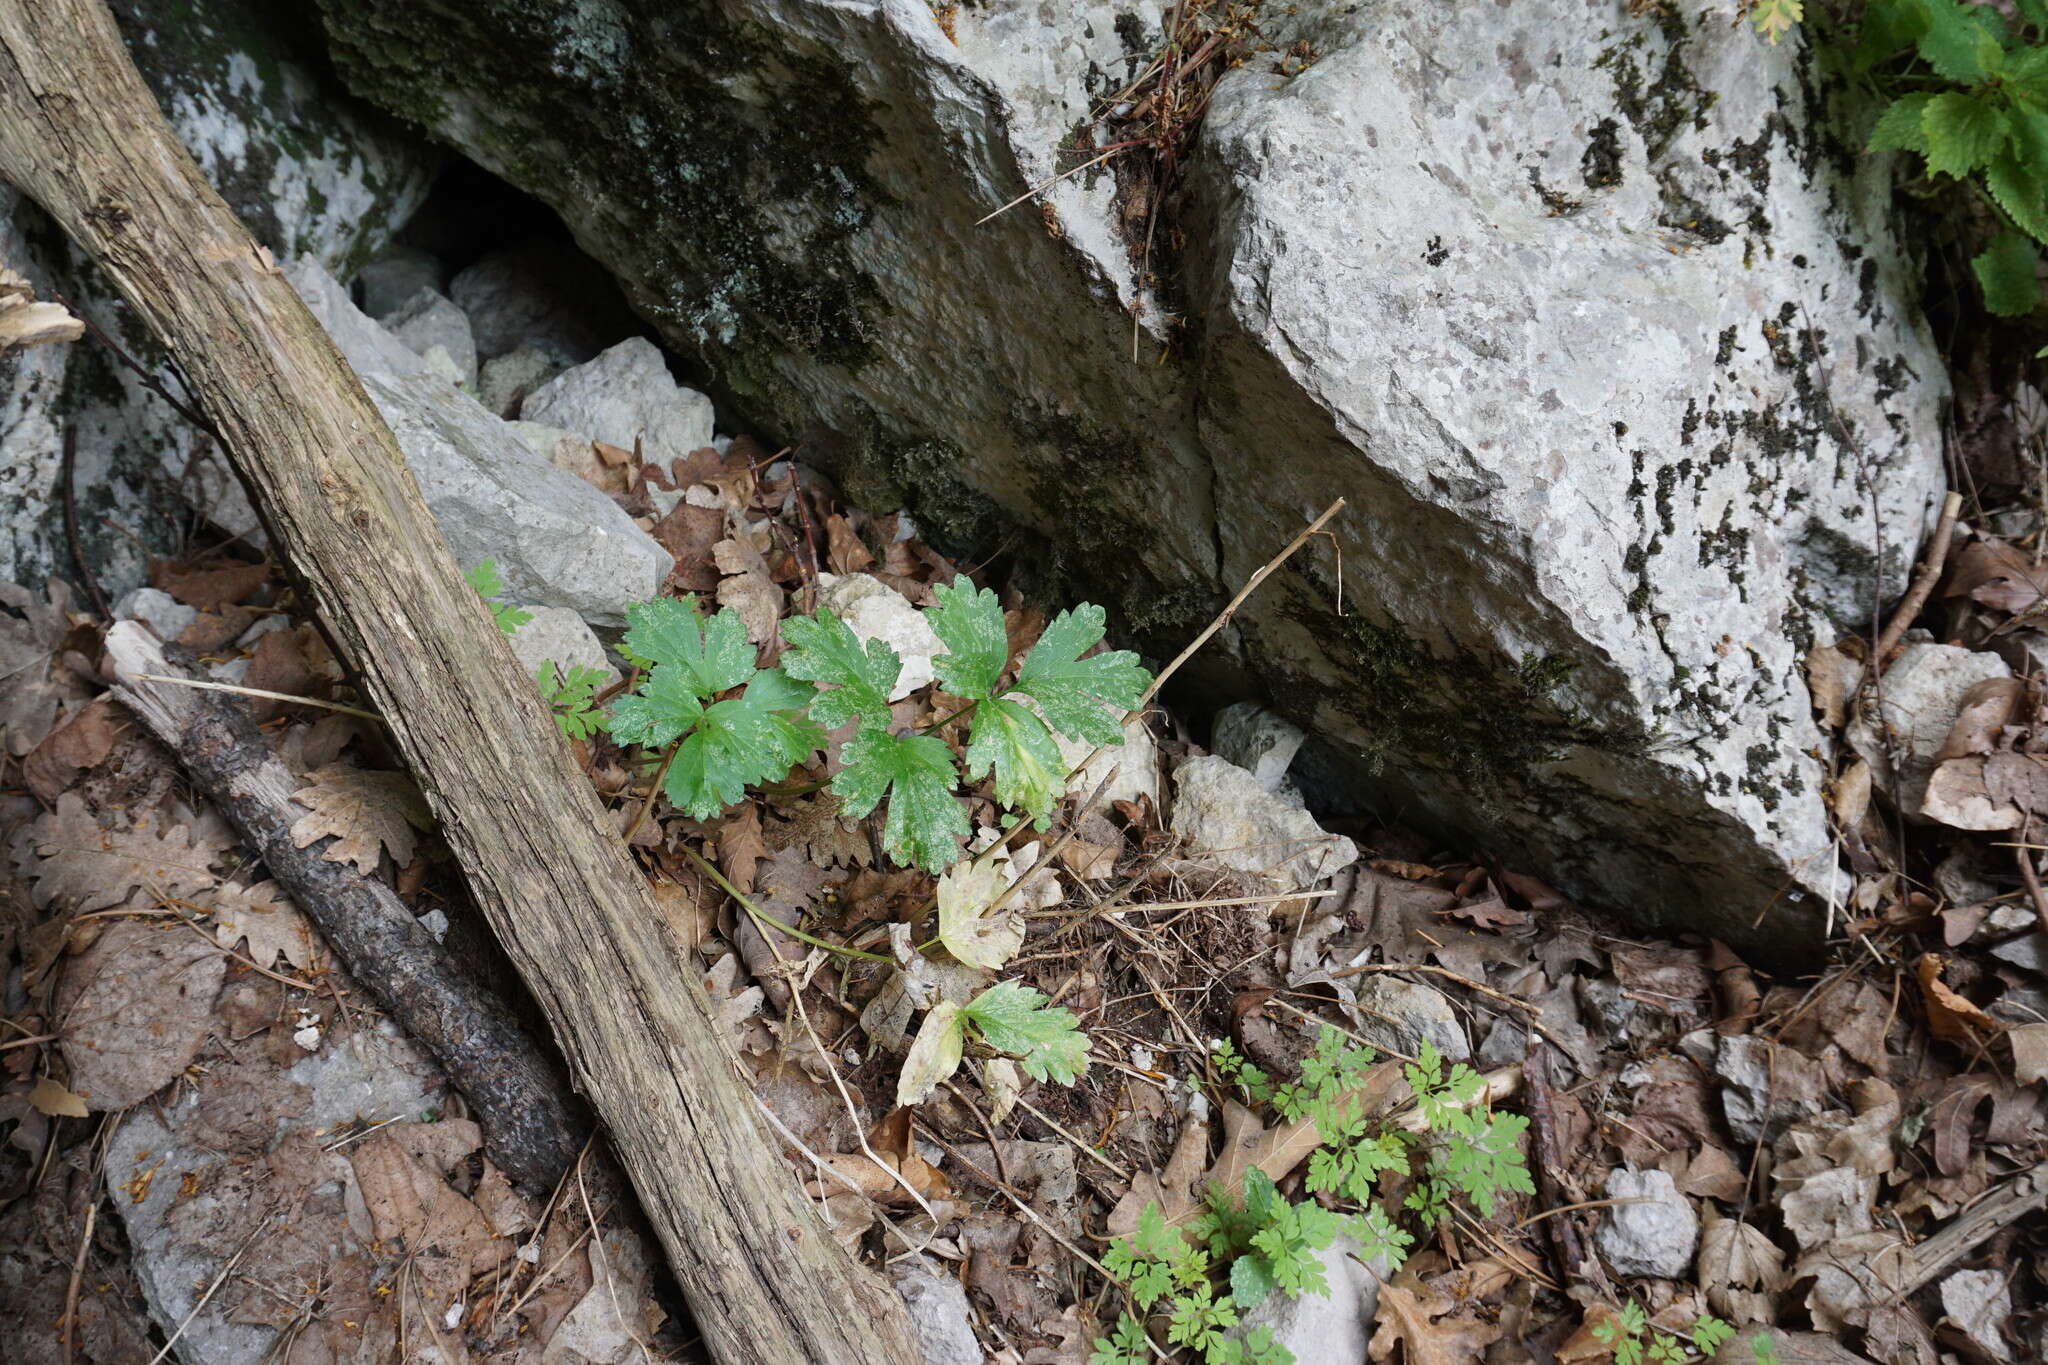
[{"left": 443, "top": 1302, "right": 464, "bottom": 1330}]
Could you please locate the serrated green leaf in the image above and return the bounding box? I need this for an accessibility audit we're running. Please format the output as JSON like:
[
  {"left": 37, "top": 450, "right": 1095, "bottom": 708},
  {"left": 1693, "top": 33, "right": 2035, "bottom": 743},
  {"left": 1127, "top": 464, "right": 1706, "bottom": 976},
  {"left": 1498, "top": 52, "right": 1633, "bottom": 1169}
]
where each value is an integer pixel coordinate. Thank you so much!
[
  {"left": 1011, "top": 603, "right": 1150, "bottom": 744},
  {"left": 896, "top": 999, "right": 966, "bottom": 1106},
  {"left": 1975, "top": 232, "right": 2043, "bottom": 314},
  {"left": 2011, "top": 41, "right": 2048, "bottom": 98},
  {"left": 606, "top": 667, "right": 705, "bottom": 748},
  {"left": 928, "top": 577, "right": 1008, "bottom": 700},
  {"left": 661, "top": 687, "right": 823, "bottom": 818},
  {"left": 741, "top": 666, "right": 816, "bottom": 714},
  {"left": 1868, "top": 93, "right": 1934, "bottom": 154},
  {"left": 1988, "top": 151, "right": 2048, "bottom": 243},
  {"left": 1229, "top": 1253, "right": 1279, "bottom": 1309},
  {"left": 780, "top": 608, "right": 900, "bottom": 727},
  {"left": 962, "top": 981, "right": 1090, "bottom": 1083},
  {"left": 1922, "top": 92, "right": 2010, "bottom": 177},
  {"left": 936, "top": 856, "right": 1025, "bottom": 970},
  {"left": 832, "top": 727, "right": 969, "bottom": 869},
  {"left": 963, "top": 696, "right": 1067, "bottom": 825},
  {"left": 1917, "top": 0, "right": 2002, "bottom": 82},
  {"left": 1855, "top": 0, "right": 1929, "bottom": 71},
  {"left": 622, "top": 597, "right": 756, "bottom": 698}
]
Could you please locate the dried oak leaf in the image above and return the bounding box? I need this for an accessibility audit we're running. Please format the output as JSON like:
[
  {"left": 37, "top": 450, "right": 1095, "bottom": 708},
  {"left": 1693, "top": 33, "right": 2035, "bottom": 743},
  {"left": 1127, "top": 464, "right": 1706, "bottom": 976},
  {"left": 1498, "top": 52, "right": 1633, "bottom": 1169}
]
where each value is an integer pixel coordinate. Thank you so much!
[
  {"left": 348, "top": 1121, "right": 497, "bottom": 1308},
  {"left": 55, "top": 919, "right": 225, "bottom": 1109},
  {"left": 20, "top": 793, "right": 223, "bottom": 912},
  {"left": 1369, "top": 1273, "right": 1505, "bottom": 1365},
  {"left": 763, "top": 791, "right": 873, "bottom": 868},
  {"left": 204, "top": 880, "right": 318, "bottom": 971},
  {"left": 1917, "top": 953, "right": 2004, "bottom": 1046},
  {"left": 0, "top": 578, "right": 90, "bottom": 756},
  {"left": 1944, "top": 537, "right": 2048, "bottom": 614},
  {"left": 289, "top": 762, "right": 433, "bottom": 873}
]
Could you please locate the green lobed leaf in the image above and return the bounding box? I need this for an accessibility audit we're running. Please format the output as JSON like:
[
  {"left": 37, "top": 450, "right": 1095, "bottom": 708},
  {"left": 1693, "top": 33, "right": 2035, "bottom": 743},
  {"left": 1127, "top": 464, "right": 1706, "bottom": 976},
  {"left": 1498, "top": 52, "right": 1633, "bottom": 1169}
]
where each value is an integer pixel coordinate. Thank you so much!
[
  {"left": 831, "top": 727, "right": 969, "bottom": 870},
  {"left": 621, "top": 596, "right": 756, "bottom": 699},
  {"left": 535, "top": 661, "right": 608, "bottom": 741},
  {"left": 1229, "top": 1253, "right": 1279, "bottom": 1310},
  {"left": 1974, "top": 232, "right": 2043, "bottom": 315},
  {"left": 1921, "top": 91, "right": 2010, "bottom": 178},
  {"left": 962, "top": 981, "right": 1090, "bottom": 1083},
  {"left": 606, "top": 667, "right": 705, "bottom": 748},
  {"left": 660, "top": 683, "right": 824, "bottom": 818},
  {"left": 780, "top": 608, "right": 900, "bottom": 728},
  {"left": 1855, "top": 0, "right": 1929, "bottom": 71},
  {"left": 1010, "top": 603, "right": 1150, "bottom": 744},
  {"left": 927, "top": 577, "right": 1009, "bottom": 700},
  {"left": 463, "top": 559, "right": 505, "bottom": 599},
  {"left": 963, "top": 695, "right": 1068, "bottom": 825},
  {"left": 1867, "top": 93, "right": 1934, "bottom": 154}
]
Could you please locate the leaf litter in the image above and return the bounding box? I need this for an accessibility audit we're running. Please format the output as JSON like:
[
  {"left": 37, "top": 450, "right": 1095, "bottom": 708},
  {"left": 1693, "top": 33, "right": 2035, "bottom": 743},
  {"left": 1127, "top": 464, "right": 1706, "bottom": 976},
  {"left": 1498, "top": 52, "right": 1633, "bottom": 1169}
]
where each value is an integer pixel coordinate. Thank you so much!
[{"left": 13, "top": 417, "right": 2048, "bottom": 1365}]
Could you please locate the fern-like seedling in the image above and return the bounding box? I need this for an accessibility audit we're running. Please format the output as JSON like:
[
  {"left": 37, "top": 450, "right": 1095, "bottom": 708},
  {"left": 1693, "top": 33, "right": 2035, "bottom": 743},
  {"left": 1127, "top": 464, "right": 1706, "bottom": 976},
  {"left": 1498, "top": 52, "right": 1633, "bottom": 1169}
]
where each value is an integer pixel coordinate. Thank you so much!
[
  {"left": 604, "top": 597, "right": 822, "bottom": 818},
  {"left": 464, "top": 560, "right": 533, "bottom": 635},
  {"left": 535, "top": 660, "right": 608, "bottom": 740}
]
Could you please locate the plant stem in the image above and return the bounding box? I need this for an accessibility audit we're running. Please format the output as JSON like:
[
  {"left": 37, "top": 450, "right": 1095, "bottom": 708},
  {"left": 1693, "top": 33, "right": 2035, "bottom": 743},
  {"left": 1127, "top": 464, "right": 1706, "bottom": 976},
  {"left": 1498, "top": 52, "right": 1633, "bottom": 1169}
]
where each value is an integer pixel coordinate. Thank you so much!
[
  {"left": 675, "top": 843, "right": 891, "bottom": 964},
  {"left": 919, "top": 699, "right": 979, "bottom": 733},
  {"left": 621, "top": 739, "right": 681, "bottom": 847}
]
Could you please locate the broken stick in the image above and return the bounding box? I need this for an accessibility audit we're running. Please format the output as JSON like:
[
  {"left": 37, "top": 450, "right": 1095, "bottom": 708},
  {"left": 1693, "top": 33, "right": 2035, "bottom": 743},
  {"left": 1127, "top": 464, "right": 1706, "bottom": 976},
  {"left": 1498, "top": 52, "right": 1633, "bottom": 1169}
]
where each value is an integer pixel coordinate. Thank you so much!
[
  {"left": 105, "top": 623, "right": 588, "bottom": 1190},
  {"left": 0, "top": 4, "right": 918, "bottom": 1361}
]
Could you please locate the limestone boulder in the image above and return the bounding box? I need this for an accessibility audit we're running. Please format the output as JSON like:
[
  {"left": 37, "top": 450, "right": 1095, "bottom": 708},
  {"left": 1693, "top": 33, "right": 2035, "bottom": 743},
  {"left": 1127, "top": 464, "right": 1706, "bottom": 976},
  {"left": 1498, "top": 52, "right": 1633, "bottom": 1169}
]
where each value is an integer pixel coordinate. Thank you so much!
[{"left": 318, "top": 0, "right": 1949, "bottom": 955}]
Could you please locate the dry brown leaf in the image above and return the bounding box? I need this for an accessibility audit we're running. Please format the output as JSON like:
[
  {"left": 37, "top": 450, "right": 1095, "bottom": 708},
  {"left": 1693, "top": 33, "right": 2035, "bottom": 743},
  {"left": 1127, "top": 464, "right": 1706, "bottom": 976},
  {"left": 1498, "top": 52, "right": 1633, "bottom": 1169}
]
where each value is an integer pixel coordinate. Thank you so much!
[
  {"left": 151, "top": 558, "right": 271, "bottom": 610},
  {"left": 763, "top": 791, "right": 873, "bottom": 868},
  {"left": 23, "top": 695, "right": 119, "bottom": 802},
  {"left": 0, "top": 578, "right": 90, "bottom": 756},
  {"left": 349, "top": 1122, "right": 497, "bottom": 1307},
  {"left": 651, "top": 501, "right": 725, "bottom": 593},
  {"left": 825, "top": 514, "right": 875, "bottom": 575},
  {"left": 1107, "top": 1112, "right": 1211, "bottom": 1237},
  {"left": 712, "top": 535, "right": 771, "bottom": 579},
  {"left": 716, "top": 802, "right": 768, "bottom": 894},
  {"left": 204, "top": 880, "right": 318, "bottom": 971},
  {"left": 55, "top": 919, "right": 225, "bottom": 1109},
  {"left": 1804, "top": 643, "right": 1857, "bottom": 731},
  {"left": 1697, "top": 1206, "right": 1785, "bottom": 1324},
  {"left": 28, "top": 1074, "right": 88, "bottom": 1118},
  {"left": 717, "top": 570, "right": 785, "bottom": 646},
  {"left": 1944, "top": 537, "right": 2048, "bottom": 614},
  {"left": 289, "top": 762, "right": 432, "bottom": 873},
  {"left": 1917, "top": 953, "right": 2004, "bottom": 1045},
  {"left": 19, "top": 793, "right": 223, "bottom": 912},
  {"left": 2011, "top": 1022, "right": 2048, "bottom": 1086},
  {"left": 1368, "top": 1276, "right": 1505, "bottom": 1364}
]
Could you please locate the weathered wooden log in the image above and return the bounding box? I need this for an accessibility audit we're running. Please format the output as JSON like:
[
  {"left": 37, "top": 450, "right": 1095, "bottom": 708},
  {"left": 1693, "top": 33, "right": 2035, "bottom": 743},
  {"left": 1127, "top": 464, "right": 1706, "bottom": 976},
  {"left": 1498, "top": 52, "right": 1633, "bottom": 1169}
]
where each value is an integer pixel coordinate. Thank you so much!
[
  {"left": 0, "top": 5, "right": 919, "bottom": 1361},
  {"left": 105, "top": 623, "right": 589, "bottom": 1191}
]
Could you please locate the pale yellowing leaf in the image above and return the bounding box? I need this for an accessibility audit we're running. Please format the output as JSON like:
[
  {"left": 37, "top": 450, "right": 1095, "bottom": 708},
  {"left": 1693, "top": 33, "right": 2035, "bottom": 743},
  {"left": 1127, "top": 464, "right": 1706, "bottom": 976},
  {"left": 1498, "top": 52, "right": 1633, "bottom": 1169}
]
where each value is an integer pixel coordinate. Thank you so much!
[
  {"left": 935, "top": 857, "right": 1024, "bottom": 971},
  {"left": 29, "top": 1074, "right": 88, "bottom": 1118},
  {"left": 896, "top": 1000, "right": 965, "bottom": 1107}
]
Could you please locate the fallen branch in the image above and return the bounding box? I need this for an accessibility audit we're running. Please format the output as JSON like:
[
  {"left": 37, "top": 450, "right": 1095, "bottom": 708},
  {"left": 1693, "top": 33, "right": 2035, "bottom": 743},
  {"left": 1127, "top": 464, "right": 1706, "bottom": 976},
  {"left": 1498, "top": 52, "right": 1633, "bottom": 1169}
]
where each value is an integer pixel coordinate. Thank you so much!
[
  {"left": 106, "top": 623, "right": 588, "bottom": 1190},
  {"left": 1869, "top": 489, "right": 1962, "bottom": 678},
  {"left": 0, "top": 5, "right": 918, "bottom": 1359}
]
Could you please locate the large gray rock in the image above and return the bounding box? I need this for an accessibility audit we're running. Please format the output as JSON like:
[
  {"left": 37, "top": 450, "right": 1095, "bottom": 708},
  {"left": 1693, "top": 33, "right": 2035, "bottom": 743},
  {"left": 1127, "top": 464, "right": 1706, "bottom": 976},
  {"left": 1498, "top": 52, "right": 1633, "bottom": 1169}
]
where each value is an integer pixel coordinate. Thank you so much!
[
  {"left": 1597, "top": 1167, "right": 1700, "bottom": 1280},
  {"left": 289, "top": 259, "right": 670, "bottom": 624},
  {"left": 1171, "top": 755, "right": 1357, "bottom": 890},
  {"left": 320, "top": 0, "right": 1948, "bottom": 956},
  {"left": 384, "top": 286, "right": 478, "bottom": 388},
  {"left": 520, "top": 336, "right": 715, "bottom": 465},
  {"left": 2, "top": 0, "right": 435, "bottom": 593}
]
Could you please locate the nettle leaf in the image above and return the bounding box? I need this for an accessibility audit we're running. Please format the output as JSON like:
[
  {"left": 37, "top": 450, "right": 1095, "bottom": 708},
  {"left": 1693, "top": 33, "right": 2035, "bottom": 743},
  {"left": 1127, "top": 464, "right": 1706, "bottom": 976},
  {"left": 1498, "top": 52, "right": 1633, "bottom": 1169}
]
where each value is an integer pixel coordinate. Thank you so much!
[
  {"left": 833, "top": 727, "right": 970, "bottom": 870},
  {"left": 664, "top": 683, "right": 823, "bottom": 818},
  {"left": 1918, "top": 0, "right": 2003, "bottom": 83},
  {"left": 928, "top": 577, "right": 1008, "bottom": 700},
  {"left": 1922, "top": 92, "right": 2011, "bottom": 178},
  {"left": 936, "top": 856, "right": 1025, "bottom": 970},
  {"left": 781, "top": 608, "right": 899, "bottom": 728},
  {"left": 607, "top": 667, "right": 705, "bottom": 748},
  {"left": 1987, "top": 153, "right": 2048, "bottom": 244},
  {"left": 1868, "top": 93, "right": 1934, "bottom": 154},
  {"left": 962, "top": 981, "right": 1090, "bottom": 1083},
  {"left": 1011, "top": 603, "right": 1149, "bottom": 744},
  {"left": 964, "top": 696, "right": 1067, "bottom": 825},
  {"left": 622, "top": 596, "right": 755, "bottom": 698},
  {"left": 1975, "top": 232, "right": 2043, "bottom": 315}
]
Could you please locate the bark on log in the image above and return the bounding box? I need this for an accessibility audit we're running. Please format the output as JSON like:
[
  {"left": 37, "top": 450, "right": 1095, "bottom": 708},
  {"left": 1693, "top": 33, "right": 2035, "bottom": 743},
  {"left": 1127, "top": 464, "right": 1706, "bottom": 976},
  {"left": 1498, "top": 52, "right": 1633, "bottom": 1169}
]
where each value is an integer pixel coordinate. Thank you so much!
[
  {"left": 0, "top": 6, "right": 920, "bottom": 1362},
  {"left": 104, "top": 623, "right": 589, "bottom": 1192}
]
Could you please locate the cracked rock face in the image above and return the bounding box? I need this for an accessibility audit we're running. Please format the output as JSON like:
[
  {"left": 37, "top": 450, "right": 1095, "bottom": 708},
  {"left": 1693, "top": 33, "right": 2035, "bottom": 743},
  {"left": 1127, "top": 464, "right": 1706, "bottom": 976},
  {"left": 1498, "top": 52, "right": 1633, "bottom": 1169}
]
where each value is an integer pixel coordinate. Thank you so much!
[
  {"left": 315, "top": 0, "right": 1947, "bottom": 957},
  {"left": 2, "top": 0, "right": 435, "bottom": 594}
]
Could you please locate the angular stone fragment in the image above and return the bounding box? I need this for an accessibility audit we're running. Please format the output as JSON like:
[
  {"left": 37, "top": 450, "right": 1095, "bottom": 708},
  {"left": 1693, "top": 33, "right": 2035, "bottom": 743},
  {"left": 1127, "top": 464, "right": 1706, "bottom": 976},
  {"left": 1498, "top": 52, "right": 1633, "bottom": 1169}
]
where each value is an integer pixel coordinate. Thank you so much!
[
  {"left": 1170, "top": 755, "right": 1356, "bottom": 891},
  {"left": 520, "top": 337, "right": 715, "bottom": 467},
  {"left": 1597, "top": 1168, "right": 1699, "bottom": 1280},
  {"left": 384, "top": 287, "right": 478, "bottom": 388}
]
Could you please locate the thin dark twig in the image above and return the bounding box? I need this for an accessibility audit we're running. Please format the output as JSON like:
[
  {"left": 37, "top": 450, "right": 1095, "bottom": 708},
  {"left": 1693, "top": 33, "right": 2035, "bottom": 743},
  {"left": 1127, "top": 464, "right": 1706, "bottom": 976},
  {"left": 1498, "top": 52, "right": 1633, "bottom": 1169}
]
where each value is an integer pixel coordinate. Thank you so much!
[{"left": 50, "top": 290, "right": 219, "bottom": 438}]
